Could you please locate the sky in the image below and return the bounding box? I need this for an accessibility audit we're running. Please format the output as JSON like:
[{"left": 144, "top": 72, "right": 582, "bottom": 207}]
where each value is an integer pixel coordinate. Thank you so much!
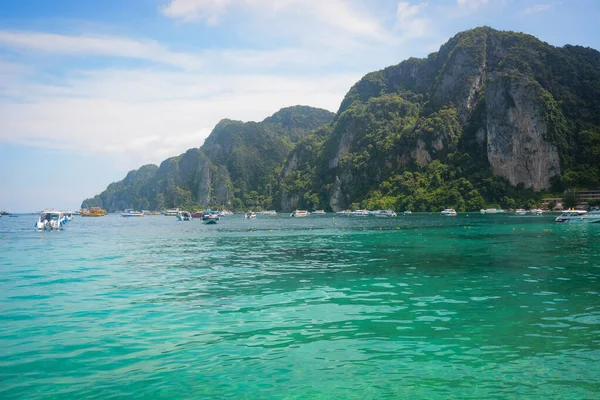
[{"left": 0, "top": 0, "right": 599, "bottom": 212}]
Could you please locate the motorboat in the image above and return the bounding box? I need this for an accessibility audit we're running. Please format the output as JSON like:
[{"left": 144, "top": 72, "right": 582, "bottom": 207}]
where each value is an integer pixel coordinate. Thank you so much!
[
  {"left": 122, "top": 209, "right": 143, "bottom": 217},
  {"left": 191, "top": 212, "right": 204, "bottom": 219},
  {"left": 515, "top": 209, "right": 527, "bottom": 216},
  {"left": 177, "top": 211, "right": 192, "bottom": 221},
  {"left": 403, "top": 210, "right": 412, "bottom": 215},
  {"left": 203, "top": 213, "right": 220, "bottom": 223},
  {"left": 245, "top": 212, "right": 257, "bottom": 219},
  {"left": 373, "top": 210, "right": 397, "bottom": 217},
  {"left": 36, "top": 211, "right": 68, "bottom": 230},
  {"left": 530, "top": 209, "right": 543, "bottom": 216},
  {"left": 350, "top": 210, "right": 370, "bottom": 217},
  {"left": 142, "top": 210, "right": 161, "bottom": 215},
  {"left": 335, "top": 210, "right": 352, "bottom": 216},
  {"left": 163, "top": 208, "right": 180, "bottom": 216},
  {"left": 480, "top": 208, "right": 504, "bottom": 214},
  {"left": 256, "top": 210, "right": 277, "bottom": 216},
  {"left": 290, "top": 210, "right": 310, "bottom": 217},
  {"left": 441, "top": 209, "right": 457, "bottom": 216},
  {"left": 81, "top": 207, "right": 106, "bottom": 217},
  {"left": 555, "top": 210, "right": 600, "bottom": 223},
  {"left": 312, "top": 210, "right": 326, "bottom": 215}
]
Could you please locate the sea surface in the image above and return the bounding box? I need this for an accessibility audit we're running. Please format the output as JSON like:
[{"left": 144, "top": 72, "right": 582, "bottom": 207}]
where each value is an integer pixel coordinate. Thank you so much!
[{"left": 1, "top": 212, "right": 599, "bottom": 399}]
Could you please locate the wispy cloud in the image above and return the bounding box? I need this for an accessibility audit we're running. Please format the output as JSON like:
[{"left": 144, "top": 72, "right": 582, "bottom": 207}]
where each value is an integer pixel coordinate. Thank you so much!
[
  {"left": 519, "top": 3, "right": 555, "bottom": 16},
  {"left": 456, "top": 0, "right": 489, "bottom": 8},
  {"left": 395, "top": 2, "right": 430, "bottom": 39}
]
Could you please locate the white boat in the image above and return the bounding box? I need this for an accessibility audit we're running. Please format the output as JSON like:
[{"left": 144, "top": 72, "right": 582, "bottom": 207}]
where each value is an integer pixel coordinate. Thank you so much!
[
  {"left": 65, "top": 212, "right": 73, "bottom": 221},
  {"left": 515, "top": 209, "right": 527, "bottom": 216},
  {"left": 480, "top": 208, "right": 504, "bottom": 214},
  {"left": 530, "top": 209, "right": 543, "bottom": 216},
  {"left": 245, "top": 212, "right": 257, "bottom": 219},
  {"left": 36, "top": 211, "right": 68, "bottom": 230},
  {"left": 335, "top": 210, "right": 352, "bottom": 216},
  {"left": 256, "top": 210, "right": 276, "bottom": 216},
  {"left": 312, "top": 210, "right": 326, "bottom": 215},
  {"left": 290, "top": 210, "right": 310, "bottom": 217},
  {"left": 163, "top": 208, "right": 180, "bottom": 216},
  {"left": 350, "top": 209, "right": 370, "bottom": 217},
  {"left": 441, "top": 209, "right": 457, "bottom": 216},
  {"left": 122, "top": 209, "right": 144, "bottom": 217},
  {"left": 373, "top": 210, "right": 397, "bottom": 217},
  {"left": 176, "top": 211, "right": 192, "bottom": 221},
  {"left": 555, "top": 210, "right": 600, "bottom": 223},
  {"left": 203, "top": 213, "right": 219, "bottom": 224},
  {"left": 403, "top": 210, "right": 412, "bottom": 215}
]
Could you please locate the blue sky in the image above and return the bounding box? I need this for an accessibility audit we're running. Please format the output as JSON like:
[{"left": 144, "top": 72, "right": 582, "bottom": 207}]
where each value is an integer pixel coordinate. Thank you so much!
[{"left": 1, "top": 0, "right": 599, "bottom": 212}]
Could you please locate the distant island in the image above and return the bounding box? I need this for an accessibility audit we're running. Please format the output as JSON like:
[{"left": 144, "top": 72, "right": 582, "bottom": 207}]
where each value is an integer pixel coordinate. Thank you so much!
[{"left": 82, "top": 27, "right": 600, "bottom": 213}]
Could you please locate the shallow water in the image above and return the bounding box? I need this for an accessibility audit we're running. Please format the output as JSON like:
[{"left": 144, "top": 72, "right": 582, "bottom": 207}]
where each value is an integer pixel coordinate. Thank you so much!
[{"left": 1, "top": 213, "right": 599, "bottom": 399}]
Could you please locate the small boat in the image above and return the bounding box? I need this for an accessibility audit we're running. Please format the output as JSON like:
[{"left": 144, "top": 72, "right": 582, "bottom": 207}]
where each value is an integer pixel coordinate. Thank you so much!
[
  {"left": 36, "top": 211, "right": 68, "bottom": 230},
  {"left": 555, "top": 210, "right": 600, "bottom": 223},
  {"left": 245, "top": 212, "right": 257, "bottom": 219},
  {"left": 373, "top": 210, "right": 397, "bottom": 217},
  {"left": 142, "top": 210, "right": 161, "bottom": 216},
  {"left": 403, "top": 210, "right": 412, "bottom": 215},
  {"left": 163, "top": 208, "right": 180, "bottom": 216},
  {"left": 177, "top": 211, "right": 192, "bottom": 221},
  {"left": 122, "top": 209, "right": 144, "bottom": 217},
  {"left": 515, "top": 209, "right": 527, "bottom": 216},
  {"left": 530, "top": 209, "right": 543, "bottom": 216},
  {"left": 441, "top": 209, "right": 457, "bottom": 216},
  {"left": 191, "top": 212, "right": 204, "bottom": 219},
  {"left": 0, "top": 210, "right": 12, "bottom": 215},
  {"left": 256, "top": 210, "right": 276, "bottom": 216},
  {"left": 350, "top": 209, "right": 370, "bottom": 217},
  {"left": 480, "top": 208, "right": 504, "bottom": 214},
  {"left": 81, "top": 207, "right": 106, "bottom": 217},
  {"left": 312, "top": 210, "right": 326, "bottom": 215},
  {"left": 290, "top": 210, "right": 310, "bottom": 217},
  {"left": 203, "top": 213, "right": 220, "bottom": 223},
  {"left": 335, "top": 210, "right": 352, "bottom": 216}
]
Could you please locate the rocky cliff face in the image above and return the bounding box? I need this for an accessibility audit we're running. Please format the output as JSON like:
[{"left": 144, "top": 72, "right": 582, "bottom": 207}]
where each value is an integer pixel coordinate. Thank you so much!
[{"left": 485, "top": 74, "right": 561, "bottom": 190}]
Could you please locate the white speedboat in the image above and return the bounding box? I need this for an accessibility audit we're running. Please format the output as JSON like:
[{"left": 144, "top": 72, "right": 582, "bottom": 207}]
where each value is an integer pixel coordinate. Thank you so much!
[
  {"left": 245, "top": 212, "right": 257, "bottom": 219},
  {"left": 350, "top": 210, "right": 370, "bottom": 217},
  {"left": 312, "top": 210, "right": 326, "bottom": 215},
  {"left": 256, "top": 210, "right": 277, "bottom": 216},
  {"left": 122, "top": 209, "right": 143, "bottom": 217},
  {"left": 203, "top": 213, "right": 219, "bottom": 224},
  {"left": 515, "top": 209, "right": 527, "bottom": 216},
  {"left": 335, "top": 210, "right": 352, "bottom": 216},
  {"left": 176, "top": 211, "right": 192, "bottom": 221},
  {"left": 163, "top": 208, "right": 180, "bottom": 216},
  {"left": 290, "top": 210, "right": 310, "bottom": 217},
  {"left": 373, "top": 210, "right": 397, "bottom": 217},
  {"left": 403, "top": 210, "right": 412, "bottom": 215},
  {"left": 36, "top": 211, "right": 68, "bottom": 230},
  {"left": 530, "top": 209, "right": 543, "bottom": 216},
  {"left": 441, "top": 209, "right": 457, "bottom": 216},
  {"left": 555, "top": 210, "right": 600, "bottom": 223},
  {"left": 480, "top": 208, "right": 504, "bottom": 214}
]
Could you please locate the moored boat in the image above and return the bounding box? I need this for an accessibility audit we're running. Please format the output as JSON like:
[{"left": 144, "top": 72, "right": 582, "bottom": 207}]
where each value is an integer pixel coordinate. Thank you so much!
[
  {"left": 245, "top": 212, "right": 257, "bottom": 219},
  {"left": 163, "top": 208, "right": 180, "bottom": 216},
  {"left": 350, "top": 209, "right": 369, "bottom": 217},
  {"left": 515, "top": 209, "right": 527, "bottom": 216},
  {"left": 176, "top": 211, "right": 192, "bottom": 221},
  {"left": 530, "top": 209, "right": 543, "bottom": 216},
  {"left": 35, "top": 211, "right": 68, "bottom": 230},
  {"left": 312, "top": 210, "right": 326, "bottom": 215},
  {"left": 81, "top": 207, "right": 106, "bottom": 217},
  {"left": 121, "top": 209, "right": 144, "bottom": 217},
  {"left": 290, "top": 210, "right": 310, "bottom": 217},
  {"left": 403, "top": 210, "right": 412, "bottom": 215},
  {"left": 203, "top": 212, "right": 220, "bottom": 223},
  {"left": 335, "top": 210, "right": 352, "bottom": 216},
  {"left": 373, "top": 210, "right": 397, "bottom": 217},
  {"left": 441, "top": 209, "right": 457, "bottom": 216},
  {"left": 555, "top": 210, "right": 600, "bottom": 223},
  {"left": 480, "top": 208, "right": 504, "bottom": 214},
  {"left": 256, "top": 210, "right": 276, "bottom": 216}
]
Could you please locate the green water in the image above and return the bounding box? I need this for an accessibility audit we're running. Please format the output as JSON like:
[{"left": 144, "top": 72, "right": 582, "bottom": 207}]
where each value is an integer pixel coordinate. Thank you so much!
[{"left": 1, "top": 213, "right": 599, "bottom": 399}]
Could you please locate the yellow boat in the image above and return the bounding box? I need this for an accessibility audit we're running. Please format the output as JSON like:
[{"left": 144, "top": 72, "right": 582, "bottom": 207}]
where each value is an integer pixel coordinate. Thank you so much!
[{"left": 81, "top": 207, "right": 107, "bottom": 217}]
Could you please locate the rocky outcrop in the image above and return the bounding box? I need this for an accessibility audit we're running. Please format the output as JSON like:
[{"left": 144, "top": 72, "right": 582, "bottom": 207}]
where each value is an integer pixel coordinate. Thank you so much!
[{"left": 485, "top": 74, "right": 561, "bottom": 190}]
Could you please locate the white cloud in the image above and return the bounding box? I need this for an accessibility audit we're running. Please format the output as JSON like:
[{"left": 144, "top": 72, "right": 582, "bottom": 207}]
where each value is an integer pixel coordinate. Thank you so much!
[
  {"left": 395, "top": 2, "right": 430, "bottom": 39},
  {"left": 0, "top": 65, "right": 359, "bottom": 168},
  {"left": 519, "top": 3, "right": 554, "bottom": 16}
]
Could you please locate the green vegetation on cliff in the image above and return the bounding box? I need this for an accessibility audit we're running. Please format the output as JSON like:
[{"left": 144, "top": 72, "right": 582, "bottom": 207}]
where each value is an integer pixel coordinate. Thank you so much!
[{"left": 84, "top": 27, "right": 600, "bottom": 213}]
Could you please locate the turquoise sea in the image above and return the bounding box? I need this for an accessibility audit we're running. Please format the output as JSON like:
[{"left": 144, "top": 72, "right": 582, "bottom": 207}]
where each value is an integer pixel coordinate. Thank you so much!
[{"left": 1, "top": 213, "right": 599, "bottom": 399}]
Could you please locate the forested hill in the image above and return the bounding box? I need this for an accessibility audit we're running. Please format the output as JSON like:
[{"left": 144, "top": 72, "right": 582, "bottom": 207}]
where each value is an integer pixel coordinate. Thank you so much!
[
  {"left": 83, "top": 27, "right": 600, "bottom": 212},
  {"left": 81, "top": 106, "right": 335, "bottom": 212},
  {"left": 281, "top": 26, "right": 600, "bottom": 212}
]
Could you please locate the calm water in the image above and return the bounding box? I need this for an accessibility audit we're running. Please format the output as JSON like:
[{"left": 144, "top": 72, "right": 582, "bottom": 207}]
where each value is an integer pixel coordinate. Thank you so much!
[{"left": 1, "top": 213, "right": 599, "bottom": 399}]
